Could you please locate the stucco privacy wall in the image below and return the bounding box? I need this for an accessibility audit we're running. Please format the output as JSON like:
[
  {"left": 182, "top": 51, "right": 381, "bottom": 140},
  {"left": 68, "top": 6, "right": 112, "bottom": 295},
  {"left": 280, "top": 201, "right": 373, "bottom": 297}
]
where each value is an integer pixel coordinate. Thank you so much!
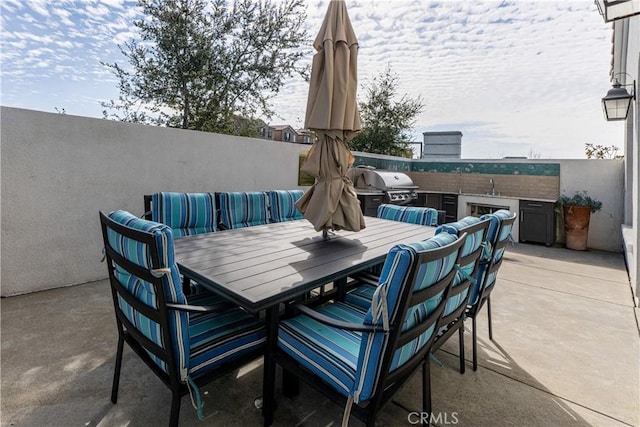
[
  {"left": 1, "top": 108, "right": 626, "bottom": 296},
  {"left": 1, "top": 107, "right": 308, "bottom": 296},
  {"left": 558, "top": 160, "right": 625, "bottom": 253}
]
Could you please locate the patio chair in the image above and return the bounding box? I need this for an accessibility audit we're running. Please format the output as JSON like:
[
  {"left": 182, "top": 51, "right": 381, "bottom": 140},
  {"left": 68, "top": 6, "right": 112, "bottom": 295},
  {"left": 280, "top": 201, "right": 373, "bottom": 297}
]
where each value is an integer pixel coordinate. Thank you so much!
[
  {"left": 270, "top": 232, "right": 466, "bottom": 426},
  {"left": 377, "top": 204, "right": 438, "bottom": 226},
  {"left": 100, "top": 210, "right": 266, "bottom": 426},
  {"left": 268, "top": 190, "right": 304, "bottom": 222},
  {"left": 150, "top": 192, "right": 217, "bottom": 237},
  {"left": 217, "top": 191, "right": 270, "bottom": 229},
  {"left": 431, "top": 216, "right": 490, "bottom": 373},
  {"left": 467, "top": 209, "right": 517, "bottom": 371},
  {"left": 344, "top": 216, "right": 490, "bottom": 374}
]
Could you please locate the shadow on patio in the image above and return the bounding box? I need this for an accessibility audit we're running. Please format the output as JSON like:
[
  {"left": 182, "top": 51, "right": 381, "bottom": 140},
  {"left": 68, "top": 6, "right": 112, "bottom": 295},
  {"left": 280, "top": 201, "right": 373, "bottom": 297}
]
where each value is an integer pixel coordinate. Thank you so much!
[{"left": 1, "top": 244, "right": 638, "bottom": 426}]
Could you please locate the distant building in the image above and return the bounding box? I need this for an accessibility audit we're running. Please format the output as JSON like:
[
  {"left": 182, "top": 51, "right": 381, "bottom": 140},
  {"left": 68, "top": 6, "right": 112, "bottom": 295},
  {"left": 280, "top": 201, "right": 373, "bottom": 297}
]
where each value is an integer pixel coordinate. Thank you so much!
[
  {"left": 422, "top": 131, "right": 462, "bottom": 159},
  {"left": 295, "top": 129, "right": 314, "bottom": 144},
  {"left": 259, "top": 125, "right": 274, "bottom": 140},
  {"left": 271, "top": 124, "right": 297, "bottom": 142}
]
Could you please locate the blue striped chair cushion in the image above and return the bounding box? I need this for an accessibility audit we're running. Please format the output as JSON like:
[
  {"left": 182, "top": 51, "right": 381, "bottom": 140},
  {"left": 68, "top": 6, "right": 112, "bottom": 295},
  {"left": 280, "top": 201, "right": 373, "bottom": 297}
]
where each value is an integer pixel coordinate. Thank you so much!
[
  {"left": 107, "top": 210, "right": 190, "bottom": 380},
  {"left": 355, "top": 233, "right": 458, "bottom": 402},
  {"left": 186, "top": 292, "right": 266, "bottom": 378},
  {"left": 435, "top": 216, "right": 485, "bottom": 317},
  {"left": 345, "top": 233, "right": 460, "bottom": 312},
  {"left": 471, "top": 210, "right": 515, "bottom": 305},
  {"left": 293, "top": 233, "right": 458, "bottom": 403},
  {"left": 377, "top": 204, "right": 406, "bottom": 222},
  {"left": 151, "top": 192, "right": 217, "bottom": 237},
  {"left": 218, "top": 192, "right": 270, "bottom": 229},
  {"left": 278, "top": 302, "right": 368, "bottom": 398},
  {"left": 377, "top": 204, "right": 438, "bottom": 226},
  {"left": 268, "top": 190, "right": 304, "bottom": 222},
  {"left": 401, "top": 206, "right": 438, "bottom": 226}
]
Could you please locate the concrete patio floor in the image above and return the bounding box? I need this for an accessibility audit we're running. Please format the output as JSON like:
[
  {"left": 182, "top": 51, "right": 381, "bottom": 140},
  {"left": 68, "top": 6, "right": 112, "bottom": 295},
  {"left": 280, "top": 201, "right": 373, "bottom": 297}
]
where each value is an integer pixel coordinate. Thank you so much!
[{"left": 2, "top": 243, "right": 638, "bottom": 426}]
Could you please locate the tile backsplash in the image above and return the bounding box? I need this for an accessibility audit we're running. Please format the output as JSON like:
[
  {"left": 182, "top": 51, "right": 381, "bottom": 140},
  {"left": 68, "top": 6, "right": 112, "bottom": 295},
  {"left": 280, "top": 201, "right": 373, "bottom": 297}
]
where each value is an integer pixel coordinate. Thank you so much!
[
  {"left": 407, "top": 171, "right": 559, "bottom": 200},
  {"left": 353, "top": 154, "right": 560, "bottom": 200}
]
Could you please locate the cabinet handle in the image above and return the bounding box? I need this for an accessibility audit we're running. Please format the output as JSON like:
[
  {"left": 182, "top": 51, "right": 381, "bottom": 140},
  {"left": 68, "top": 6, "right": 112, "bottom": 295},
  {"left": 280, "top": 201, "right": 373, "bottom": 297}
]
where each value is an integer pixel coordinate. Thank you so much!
[
  {"left": 527, "top": 203, "right": 542, "bottom": 207},
  {"left": 520, "top": 210, "right": 524, "bottom": 222}
]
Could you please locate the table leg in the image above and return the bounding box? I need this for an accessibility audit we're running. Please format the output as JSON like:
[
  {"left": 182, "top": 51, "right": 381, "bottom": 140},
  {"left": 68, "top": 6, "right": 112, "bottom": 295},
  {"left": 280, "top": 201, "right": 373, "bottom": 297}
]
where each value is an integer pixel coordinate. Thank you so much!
[
  {"left": 282, "top": 368, "right": 299, "bottom": 398},
  {"left": 262, "top": 305, "right": 278, "bottom": 426},
  {"left": 335, "top": 277, "right": 348, "bottom": 300}
]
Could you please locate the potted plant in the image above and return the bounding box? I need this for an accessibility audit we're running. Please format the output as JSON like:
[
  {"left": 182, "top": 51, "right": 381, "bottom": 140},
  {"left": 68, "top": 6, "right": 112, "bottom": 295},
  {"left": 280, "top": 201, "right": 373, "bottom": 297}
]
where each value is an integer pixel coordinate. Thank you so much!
[{"left": 556, "top": 191, "right": 602, "bottom": 251}]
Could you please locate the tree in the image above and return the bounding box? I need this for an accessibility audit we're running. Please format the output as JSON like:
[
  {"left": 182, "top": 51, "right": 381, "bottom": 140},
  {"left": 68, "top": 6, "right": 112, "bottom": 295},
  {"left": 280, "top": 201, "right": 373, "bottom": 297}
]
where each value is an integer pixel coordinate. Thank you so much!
[
  {"left": 584, "top": 143, "right": 623, "bottom": 159},
  {"left": 350, "top": 65, "right": 424, "bottom": 158},
  {"left": 101, "top": 0, "right": 308, "bottom": 136}
]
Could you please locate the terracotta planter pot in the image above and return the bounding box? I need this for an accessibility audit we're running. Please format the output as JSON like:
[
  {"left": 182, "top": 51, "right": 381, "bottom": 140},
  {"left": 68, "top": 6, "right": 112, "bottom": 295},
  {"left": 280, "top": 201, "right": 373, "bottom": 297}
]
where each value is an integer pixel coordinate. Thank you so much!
[{"left": 563, "top": 205, "right": 591, "bottom": 250}]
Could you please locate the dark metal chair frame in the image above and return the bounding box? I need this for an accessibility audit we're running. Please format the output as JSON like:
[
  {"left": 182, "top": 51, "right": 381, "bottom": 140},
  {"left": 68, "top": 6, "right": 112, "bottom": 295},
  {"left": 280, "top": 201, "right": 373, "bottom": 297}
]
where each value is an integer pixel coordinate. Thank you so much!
[
  {"left": 466, "top": 213, "right": 517, "bottom": 371},
  {"left": 100, "top": 211, "right": 264, "bottom": 426},
  {"left": 430, "top": 219, "right": 490, "bottom": 373},
  {"left": 267, "top": 234, "right": 466, "bottom": 427},
  {"left": 345, "top": 219, "right": 491, "bottom": 375}
]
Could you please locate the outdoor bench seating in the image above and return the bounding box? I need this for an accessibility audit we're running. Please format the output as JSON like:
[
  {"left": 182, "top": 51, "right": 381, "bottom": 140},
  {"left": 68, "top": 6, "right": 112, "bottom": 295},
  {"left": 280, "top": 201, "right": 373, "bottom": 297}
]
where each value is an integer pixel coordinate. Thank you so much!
[
  {"left": 268, "top": 189, "right": 304, "bottom": 222},
  {"left": 144, "top": 190, "right": 304, "bottom": 230}
]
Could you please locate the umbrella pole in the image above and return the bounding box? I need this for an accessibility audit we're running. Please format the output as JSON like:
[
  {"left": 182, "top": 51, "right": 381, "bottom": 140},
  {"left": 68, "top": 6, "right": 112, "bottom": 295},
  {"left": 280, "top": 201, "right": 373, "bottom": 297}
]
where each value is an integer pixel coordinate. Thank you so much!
[{"left": 322, "top": 229, "right": 329, "bottom": 240}]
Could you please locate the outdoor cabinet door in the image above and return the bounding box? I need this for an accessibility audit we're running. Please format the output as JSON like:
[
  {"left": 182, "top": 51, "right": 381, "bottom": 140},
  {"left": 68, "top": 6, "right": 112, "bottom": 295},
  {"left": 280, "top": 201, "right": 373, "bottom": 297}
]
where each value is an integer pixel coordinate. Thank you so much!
[
  {"left": 442, "top": 194, "right": 458, "bottom": 222},
  {"left": 519, "top": 200, "right": 554, "bottom": 246},
  {"left": 357, "top": 194, "right": 383, "bottom": 217}
]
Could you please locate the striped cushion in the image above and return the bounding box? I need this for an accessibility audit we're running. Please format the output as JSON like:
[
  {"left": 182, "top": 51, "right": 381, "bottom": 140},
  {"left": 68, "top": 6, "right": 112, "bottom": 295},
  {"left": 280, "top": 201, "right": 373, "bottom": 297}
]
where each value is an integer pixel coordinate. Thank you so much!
[
  {"left": 401, "top": 206, "right": 438, "bottom": 226},
  {"left": 278, "top": 302, "right": 368, "bottom": 398},
  {"left": 151, "top": 192, "right": 217, "bottom": 237},
  {"left": 471, "top": 210, "right": 516, "bottom": 305},
  {"left": 186, "top": 292, "right": 266, "bottom": 378},
  {"left": 282, "top": 233, "right": 458, "bottom": 404},
  {"left": 218, "top": 192, "right": 270, "bottom": 229},
  {"left": 435, "top": 216, "right": 485, "bottom": 317},
  {"left": 268, "top": 190, "right": 304, "bottom": 222},
  {"left": 107, "top": 211, "right": 266, "bottom": 381},
  {"left": 377, "top": 204, "right": 438, "bottom": 226},
  {"left": 356, "top": 233, "right": 458, "bottom": 402},
  {"left": 107, "top": 210, "right": 190, "bottom": 380},
  {"left": 377, "top": 204, "right": 405, "bottom": 222},
  {"left": 345, "top": 234, "right": 459, "bottom": 311}
]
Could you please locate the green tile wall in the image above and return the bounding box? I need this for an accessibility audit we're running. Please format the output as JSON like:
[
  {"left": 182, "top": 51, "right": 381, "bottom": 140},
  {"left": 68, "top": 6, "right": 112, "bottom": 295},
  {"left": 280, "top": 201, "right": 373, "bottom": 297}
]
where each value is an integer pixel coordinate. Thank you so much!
[{"left": 353, "top": 155, "right": 560, "bottom": 177}]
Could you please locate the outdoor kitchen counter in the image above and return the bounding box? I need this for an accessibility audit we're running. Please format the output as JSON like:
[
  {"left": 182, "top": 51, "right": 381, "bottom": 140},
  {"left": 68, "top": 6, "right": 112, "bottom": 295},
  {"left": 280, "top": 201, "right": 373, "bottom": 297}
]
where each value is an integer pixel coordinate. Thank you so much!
[{"left": 417, "top": 190, "right": 556, "bottom": 203}]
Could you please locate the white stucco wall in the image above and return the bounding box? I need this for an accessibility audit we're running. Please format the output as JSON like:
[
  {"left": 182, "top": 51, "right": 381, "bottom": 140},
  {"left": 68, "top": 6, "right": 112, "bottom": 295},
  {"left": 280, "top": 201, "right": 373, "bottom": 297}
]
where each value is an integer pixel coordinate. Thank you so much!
[
  {"left": 1, "top": 107, "right": 309, "bottom": 296},
  {"left": 1, "top": 108, "right": 627, "bottom": 296},
  {"left": 558, "top": 159, "right": 625, "bottom": 252}
]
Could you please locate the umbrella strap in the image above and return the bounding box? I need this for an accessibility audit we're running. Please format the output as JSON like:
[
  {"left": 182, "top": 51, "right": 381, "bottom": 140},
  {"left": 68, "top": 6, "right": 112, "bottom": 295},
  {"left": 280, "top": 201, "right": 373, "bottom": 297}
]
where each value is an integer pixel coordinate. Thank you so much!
[
  {"left": 371, "top": 284, "right": 390, "bottom": 332},
  {"left": 316, "top": 176, "right": 345, "bottom": 183}
]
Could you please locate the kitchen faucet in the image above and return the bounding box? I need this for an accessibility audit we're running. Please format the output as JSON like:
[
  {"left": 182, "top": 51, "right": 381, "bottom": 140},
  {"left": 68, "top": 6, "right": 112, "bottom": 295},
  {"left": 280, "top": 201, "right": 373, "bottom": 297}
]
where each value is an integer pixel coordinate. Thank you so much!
[{"left": 489, "top": 178, "right": 496, "bottom": 196}]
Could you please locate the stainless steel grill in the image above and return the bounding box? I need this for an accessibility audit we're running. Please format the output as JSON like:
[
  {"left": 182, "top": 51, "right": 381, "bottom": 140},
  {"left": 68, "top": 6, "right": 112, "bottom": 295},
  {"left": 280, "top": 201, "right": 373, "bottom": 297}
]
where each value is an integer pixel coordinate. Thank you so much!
[{"left": 348, "top": 166, "right": 418, "bottom": 206}]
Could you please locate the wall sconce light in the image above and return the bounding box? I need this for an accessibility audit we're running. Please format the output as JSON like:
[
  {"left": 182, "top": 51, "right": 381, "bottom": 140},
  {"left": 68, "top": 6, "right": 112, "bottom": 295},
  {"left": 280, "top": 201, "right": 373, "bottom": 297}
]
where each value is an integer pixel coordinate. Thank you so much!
[
  {"left": 595, "top": 0, "right": 640, "bottom": 22},
  {"left": 602, "top": 76, "right": 636, "bottom": 121}
]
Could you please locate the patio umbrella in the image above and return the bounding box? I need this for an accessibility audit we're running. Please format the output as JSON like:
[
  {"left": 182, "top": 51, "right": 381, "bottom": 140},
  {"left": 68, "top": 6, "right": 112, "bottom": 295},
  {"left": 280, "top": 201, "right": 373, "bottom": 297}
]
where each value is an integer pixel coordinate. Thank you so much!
[{"left": 296, "top": 0, "right": 365, "bottom": 237}]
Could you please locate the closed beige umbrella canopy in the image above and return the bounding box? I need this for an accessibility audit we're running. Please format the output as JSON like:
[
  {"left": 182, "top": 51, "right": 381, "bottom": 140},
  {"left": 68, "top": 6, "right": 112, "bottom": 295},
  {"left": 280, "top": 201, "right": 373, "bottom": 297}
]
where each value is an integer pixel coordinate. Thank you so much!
[{"left": 296, "top": 0, "right": 365, "bottom": 235}]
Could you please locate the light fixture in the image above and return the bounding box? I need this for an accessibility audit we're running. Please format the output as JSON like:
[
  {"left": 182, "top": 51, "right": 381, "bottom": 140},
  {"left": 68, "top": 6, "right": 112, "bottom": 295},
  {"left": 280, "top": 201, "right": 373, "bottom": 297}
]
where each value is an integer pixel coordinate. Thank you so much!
[
  {"left": 595, "top": 0, "right": 640, "bottom": 22},
  {"left": 602, "top": 75, "right": 636, "bottom": 121}
]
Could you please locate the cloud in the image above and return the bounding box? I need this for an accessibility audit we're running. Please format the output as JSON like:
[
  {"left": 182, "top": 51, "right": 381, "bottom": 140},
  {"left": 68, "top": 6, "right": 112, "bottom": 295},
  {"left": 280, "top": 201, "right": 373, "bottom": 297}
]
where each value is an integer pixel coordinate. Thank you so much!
[{"left": 0, "top": 0, "right": 618, "bottom": 158}]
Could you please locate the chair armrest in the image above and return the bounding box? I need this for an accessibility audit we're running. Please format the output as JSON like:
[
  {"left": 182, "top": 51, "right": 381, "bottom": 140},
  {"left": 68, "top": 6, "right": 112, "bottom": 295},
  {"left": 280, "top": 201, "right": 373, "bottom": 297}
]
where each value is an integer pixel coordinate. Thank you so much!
[
  {"left": 349, "top": 272, "right": 380, "bottom": 286},
  {"left": 166, "top": 302, "right": 227, "bottom": 313},
  {"left": 295, "top": 304, "right": 380, "bottom": 333}
]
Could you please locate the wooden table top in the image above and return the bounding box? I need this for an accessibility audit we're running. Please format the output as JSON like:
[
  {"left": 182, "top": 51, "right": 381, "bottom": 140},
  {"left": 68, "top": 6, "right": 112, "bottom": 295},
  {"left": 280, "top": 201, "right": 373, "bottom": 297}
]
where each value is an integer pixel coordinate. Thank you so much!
[{"left": 174, "top": 217, "right": 435, "bottom": 312}]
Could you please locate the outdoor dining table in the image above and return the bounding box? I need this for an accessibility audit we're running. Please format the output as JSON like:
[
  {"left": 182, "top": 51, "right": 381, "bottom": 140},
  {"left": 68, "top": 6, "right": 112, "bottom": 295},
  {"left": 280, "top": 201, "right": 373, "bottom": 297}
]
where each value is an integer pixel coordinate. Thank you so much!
[{"left": 173, "top": 217, "right": 436, "bottom": 424}]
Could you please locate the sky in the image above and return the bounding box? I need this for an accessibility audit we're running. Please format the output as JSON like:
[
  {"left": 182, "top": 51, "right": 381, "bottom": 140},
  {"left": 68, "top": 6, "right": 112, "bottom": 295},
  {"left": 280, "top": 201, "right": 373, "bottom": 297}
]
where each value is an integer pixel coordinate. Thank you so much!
[{"left": 0, "top": 0, "right": 626, "bottom": 159}]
